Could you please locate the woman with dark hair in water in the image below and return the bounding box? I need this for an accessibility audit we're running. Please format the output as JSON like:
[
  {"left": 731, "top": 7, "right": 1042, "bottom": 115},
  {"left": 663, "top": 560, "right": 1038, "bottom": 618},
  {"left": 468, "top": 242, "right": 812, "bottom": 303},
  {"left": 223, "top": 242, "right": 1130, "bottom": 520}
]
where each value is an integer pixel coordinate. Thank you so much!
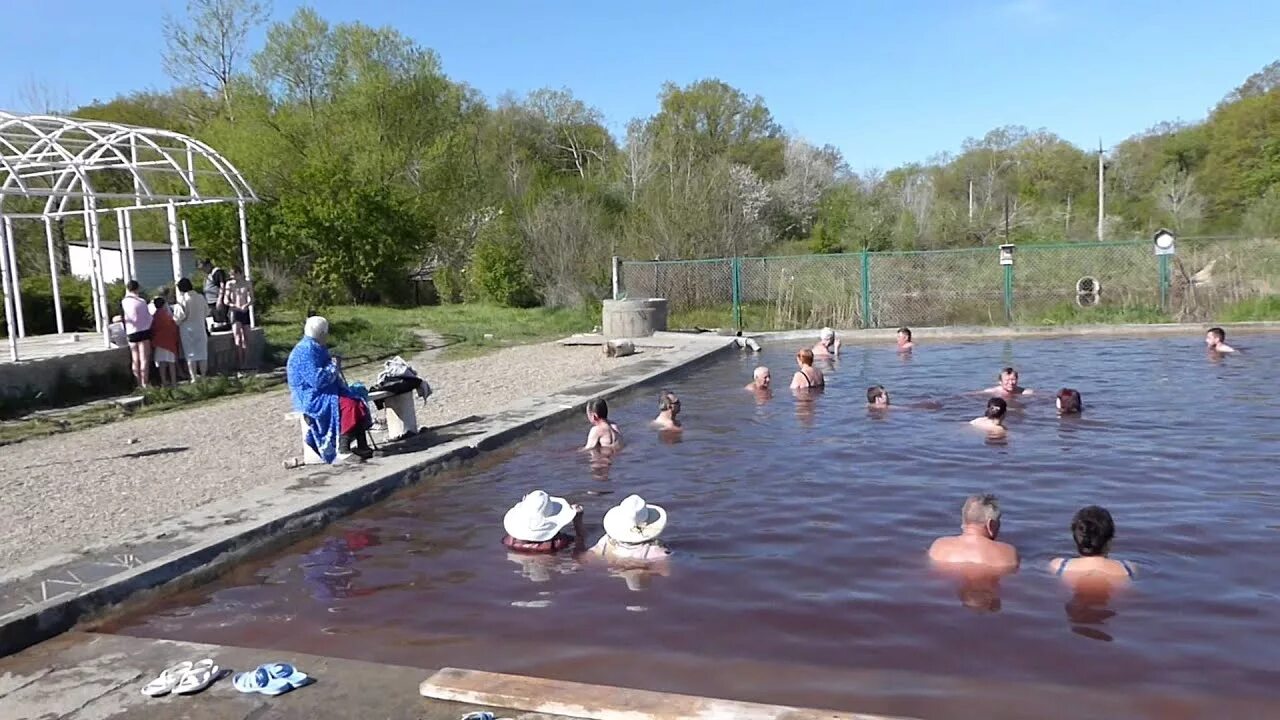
[
  {"left": 1056, "top": 388, "right": 1083, "bottom": 415},
  {"left": 970, "top": 397, "right": 1007, "bottom": 435},
  {"left": 1050, "top": 506, "right": 1135, "bottom": 584}
]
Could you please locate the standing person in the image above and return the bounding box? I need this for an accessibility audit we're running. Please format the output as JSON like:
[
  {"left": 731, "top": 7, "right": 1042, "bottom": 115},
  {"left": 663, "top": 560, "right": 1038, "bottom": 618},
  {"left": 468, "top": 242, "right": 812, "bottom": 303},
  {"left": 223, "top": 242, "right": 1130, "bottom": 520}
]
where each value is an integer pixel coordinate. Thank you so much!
[
  {"left": 121, "top": 281, "right": 153, "bottom": 390},
  {"left": 896, "top": 327, "right": 915, "bottom": 352},
  {"left": 174, "top": 278, "right": 209, "bottom": 382},
  {"left": 981, "top": 367, "right": 1033, "bottom": 397},
  {"left": 1056, "top": 388, "right": 1083, "bottom": 415},
  {"left": 589, "top": 494, "right": 671, "bottom": 562},
  {"left": 200, "top": 259, "right": 227, "bottom": 315},
  {"left": 1050, "top": 506, "right": 1136, "bottom": 586},
  {"left": 653, "top": 390, "right": 682, "bottom": 431},
  {"left": 150, "top": 297, "right": 181, "bottom": 388},
  {"left": 745, "top": 366, "right": 771, "bottom": 392},
  {"left": 790, "top": 348, "right": 825, "bottom": 390},
  {"left": 222, "top": 267, "right": 254, "bottom": 371},
  {"left": 812, "top": 327, "right": 840, "bottom": 358},
  {"left": 867, "top": 385, "right": 891, "bottom": 407},
  {"left": 502, "top": 490, "right": 586, "bottom": 553},
  {"left": 970, "top": 397, "right": 1008, "bottom": 435},
  {"left": 928, "top": 494, "right": 1019, "bottom": 570},
  {"left": 583, "top": 398, "right": 621, "bottom": 449},
  {"left": 1204, "top": 327, "right": 1237, "bottom": 354}
]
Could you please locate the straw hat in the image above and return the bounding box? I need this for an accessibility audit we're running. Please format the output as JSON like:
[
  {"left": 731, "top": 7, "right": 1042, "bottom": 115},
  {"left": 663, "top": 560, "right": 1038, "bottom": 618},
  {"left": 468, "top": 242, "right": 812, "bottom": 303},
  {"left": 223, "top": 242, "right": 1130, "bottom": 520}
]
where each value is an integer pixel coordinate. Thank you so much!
[
  {"left": 503, "top": 490, "right": 576, "bottom": 543},
  {"left": 602, "top": 495, "right": 668, "bottom": 544}
]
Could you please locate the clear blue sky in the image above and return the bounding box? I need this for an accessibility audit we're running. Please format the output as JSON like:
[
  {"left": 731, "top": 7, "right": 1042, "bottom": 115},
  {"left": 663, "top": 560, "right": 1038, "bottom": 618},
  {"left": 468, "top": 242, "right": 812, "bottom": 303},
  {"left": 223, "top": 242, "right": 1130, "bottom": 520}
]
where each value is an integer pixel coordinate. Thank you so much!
[{"left": 3, "top": 0, "right": 1277, "bottom": 171}]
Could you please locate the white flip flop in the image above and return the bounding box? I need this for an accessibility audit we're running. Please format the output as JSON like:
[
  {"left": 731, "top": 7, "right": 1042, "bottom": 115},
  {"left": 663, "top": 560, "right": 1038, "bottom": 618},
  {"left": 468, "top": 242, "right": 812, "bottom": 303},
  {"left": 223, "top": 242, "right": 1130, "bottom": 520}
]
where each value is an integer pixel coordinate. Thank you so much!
[
  {"left": 141, "top": 660, "right": 194, "bottom": 697},
  {"left": 174, "top": 658, "right": 220, "bottom": 695}
]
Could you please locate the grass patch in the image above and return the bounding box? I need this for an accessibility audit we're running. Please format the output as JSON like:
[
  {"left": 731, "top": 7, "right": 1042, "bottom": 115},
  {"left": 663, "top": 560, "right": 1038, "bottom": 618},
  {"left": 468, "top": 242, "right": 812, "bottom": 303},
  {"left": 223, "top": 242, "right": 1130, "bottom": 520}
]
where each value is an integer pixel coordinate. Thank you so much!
[
  {"left": 1215, "top": 296, "right": 1280, "bottom": 322},
  {"left": 669, "top": 304, "right": 774, "bottom": 332},
  {"left": 1025, "top": 303, "right": 1172, "bottom": 326},
  {"left": 263, "top": 303, "right": 598, "bottom": 365}
]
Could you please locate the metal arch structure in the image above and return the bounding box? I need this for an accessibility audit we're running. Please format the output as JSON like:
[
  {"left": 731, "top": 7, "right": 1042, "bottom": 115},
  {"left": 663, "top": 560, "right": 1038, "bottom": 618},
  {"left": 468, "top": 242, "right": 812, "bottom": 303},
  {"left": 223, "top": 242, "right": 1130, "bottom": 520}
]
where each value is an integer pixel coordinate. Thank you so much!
[{"left": 0, "top": 110, "right": 259, "bottom": 361}]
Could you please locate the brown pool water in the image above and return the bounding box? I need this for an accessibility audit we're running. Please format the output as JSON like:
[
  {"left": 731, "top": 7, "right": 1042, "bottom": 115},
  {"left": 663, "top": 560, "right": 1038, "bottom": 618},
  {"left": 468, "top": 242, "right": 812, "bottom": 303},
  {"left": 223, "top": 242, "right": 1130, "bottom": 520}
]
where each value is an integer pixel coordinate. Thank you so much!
[{"left": 100, "top": 334, "right": 1280, "bottom": 714}]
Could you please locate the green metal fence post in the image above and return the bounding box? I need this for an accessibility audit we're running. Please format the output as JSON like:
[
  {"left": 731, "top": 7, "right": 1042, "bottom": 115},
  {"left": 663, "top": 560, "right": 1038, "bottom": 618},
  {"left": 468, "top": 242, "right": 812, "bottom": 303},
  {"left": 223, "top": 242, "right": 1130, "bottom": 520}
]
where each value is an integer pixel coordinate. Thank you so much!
[
  {"left": 860, "top": 250, "right": 872, "bottom": 328},
  {"left": 731, "top": 256, "right": 742, "bottom": 331},
  {"left": 1158, "top": 253, "right": 1169, "bottom": 309},
  {"left": 1003, "top": 264, "right": 1014, "bottom": 323}
]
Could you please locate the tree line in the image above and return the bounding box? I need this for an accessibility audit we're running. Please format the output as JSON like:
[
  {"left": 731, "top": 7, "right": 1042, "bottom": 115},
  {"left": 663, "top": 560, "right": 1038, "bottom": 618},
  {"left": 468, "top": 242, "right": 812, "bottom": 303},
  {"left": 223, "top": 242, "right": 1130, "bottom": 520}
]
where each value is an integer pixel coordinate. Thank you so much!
[{"left": 26, "top": 1, "right": 1280, "bottom": 310}]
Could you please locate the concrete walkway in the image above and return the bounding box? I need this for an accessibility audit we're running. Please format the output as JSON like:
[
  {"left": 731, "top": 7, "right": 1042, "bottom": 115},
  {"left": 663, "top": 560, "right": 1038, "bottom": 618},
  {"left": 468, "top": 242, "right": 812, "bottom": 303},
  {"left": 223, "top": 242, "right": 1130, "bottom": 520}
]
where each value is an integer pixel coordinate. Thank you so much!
[{"left": 0, "top": 632, "right": 572, "bottom": 720}]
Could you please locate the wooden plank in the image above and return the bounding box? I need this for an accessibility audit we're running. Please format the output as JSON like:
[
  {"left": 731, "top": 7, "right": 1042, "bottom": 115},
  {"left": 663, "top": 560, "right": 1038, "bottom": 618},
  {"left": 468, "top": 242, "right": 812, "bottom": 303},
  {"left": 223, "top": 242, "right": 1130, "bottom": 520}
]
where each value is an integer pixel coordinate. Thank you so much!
[{"left": 420, "top": 667, "right": 915, "bottom": 720}]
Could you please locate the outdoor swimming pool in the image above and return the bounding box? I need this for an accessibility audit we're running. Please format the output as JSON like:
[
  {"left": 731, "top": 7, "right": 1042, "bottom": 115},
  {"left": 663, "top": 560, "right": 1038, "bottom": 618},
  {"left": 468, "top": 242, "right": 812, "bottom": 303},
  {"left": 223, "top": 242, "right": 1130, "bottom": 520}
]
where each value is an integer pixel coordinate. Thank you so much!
[{"left": 101, "top": 332, "right": 1280, "bottom": 714}]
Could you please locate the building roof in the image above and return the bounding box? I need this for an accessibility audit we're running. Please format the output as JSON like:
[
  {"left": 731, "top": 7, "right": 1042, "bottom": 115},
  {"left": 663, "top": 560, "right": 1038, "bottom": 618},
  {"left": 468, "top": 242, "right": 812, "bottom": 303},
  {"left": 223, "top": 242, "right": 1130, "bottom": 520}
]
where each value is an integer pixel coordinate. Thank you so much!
[{"left": 66, "top": 240, "right": 195, "bottom": 252}]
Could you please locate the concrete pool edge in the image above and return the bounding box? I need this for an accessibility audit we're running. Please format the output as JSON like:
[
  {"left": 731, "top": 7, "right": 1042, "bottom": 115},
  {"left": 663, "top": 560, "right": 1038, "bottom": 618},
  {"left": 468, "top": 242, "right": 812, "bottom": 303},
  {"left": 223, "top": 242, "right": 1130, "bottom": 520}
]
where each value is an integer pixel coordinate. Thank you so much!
[
  {"left": 753, "top": 320, "right": 1280, "bottom": 344},
  {"left": 0, "top": 332, "right": 739, "bottom": 660},
  {"left": 5, "top": 632, "right": 1276, "bottom": 720}
]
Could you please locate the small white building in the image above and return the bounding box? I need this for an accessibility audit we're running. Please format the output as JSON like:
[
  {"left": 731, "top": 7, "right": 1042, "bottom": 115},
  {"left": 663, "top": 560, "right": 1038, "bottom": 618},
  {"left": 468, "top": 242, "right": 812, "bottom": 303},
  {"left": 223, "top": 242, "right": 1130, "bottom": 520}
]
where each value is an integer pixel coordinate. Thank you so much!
[{"left": 67, "top": 241, "right": 198, "bottom": 292}]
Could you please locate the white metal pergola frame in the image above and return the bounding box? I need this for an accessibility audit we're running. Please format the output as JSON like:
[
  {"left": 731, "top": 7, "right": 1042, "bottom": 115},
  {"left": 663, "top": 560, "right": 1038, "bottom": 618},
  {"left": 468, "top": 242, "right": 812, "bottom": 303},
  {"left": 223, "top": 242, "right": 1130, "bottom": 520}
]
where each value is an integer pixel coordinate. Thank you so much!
[{"left": 0, "top": 110, "right": 259, "bottom": 361}]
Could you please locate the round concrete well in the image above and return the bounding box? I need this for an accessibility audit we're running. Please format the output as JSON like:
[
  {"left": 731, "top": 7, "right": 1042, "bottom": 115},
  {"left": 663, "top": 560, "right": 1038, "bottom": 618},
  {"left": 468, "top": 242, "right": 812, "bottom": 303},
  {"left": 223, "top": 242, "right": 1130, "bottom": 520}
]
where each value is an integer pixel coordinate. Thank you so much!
[{"left": 602, "top": 298, "right": 668, "bottom": 338}]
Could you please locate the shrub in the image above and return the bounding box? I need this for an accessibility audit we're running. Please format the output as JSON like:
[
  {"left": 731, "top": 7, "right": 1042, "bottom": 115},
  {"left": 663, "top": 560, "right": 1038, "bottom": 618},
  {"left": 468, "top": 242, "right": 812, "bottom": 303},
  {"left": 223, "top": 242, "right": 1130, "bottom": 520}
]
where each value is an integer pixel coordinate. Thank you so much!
[
  {"left": 470, "top": 237, "right": 539, "bottom": 307},
  {"left": 0, "top": 275, "right": 125, "bottom": 336},
  {"left": 468, "top": 217, "right": 539, "bottom": 308},
  {"left": 433, "top": 266, "right": 465, "bottom": 304},
  {"left": 252, "top": 276, "right": 279, "bottom": 318}
]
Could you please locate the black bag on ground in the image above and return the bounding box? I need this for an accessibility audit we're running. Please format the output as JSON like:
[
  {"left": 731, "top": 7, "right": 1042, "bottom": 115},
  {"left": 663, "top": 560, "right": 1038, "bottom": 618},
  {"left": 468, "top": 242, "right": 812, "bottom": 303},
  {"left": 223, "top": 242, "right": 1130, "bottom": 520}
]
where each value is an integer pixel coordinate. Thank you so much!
[{"left": 369, "top": 375, "right": 422, "bottom": 408}]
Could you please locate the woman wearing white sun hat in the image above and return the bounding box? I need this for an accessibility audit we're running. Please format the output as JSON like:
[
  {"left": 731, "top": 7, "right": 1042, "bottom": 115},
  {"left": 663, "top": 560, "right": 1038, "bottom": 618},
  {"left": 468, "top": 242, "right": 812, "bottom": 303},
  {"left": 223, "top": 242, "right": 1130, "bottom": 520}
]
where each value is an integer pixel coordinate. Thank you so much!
[
  {"left": 590, "top": 494, "right": 671, "bottom": 562},
  {"left": 502, "top": 490, "right": 585, "bottom": 553}
]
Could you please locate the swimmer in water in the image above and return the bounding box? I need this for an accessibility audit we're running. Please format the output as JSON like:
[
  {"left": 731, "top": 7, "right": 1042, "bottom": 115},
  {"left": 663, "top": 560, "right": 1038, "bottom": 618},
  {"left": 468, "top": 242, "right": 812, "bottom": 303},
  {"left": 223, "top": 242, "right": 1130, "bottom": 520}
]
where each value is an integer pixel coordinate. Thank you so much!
[
  {"left": 583, "top": 398, "right": 622, "bottom": 449},
  {"left": 589, "top": 494, "right": 671, "bottom": 562},
  {"left": 653, "top": 390, "right": 682, "bottom": 431},
  {"left": 970, "top": 397, "right": 1008, "bottom": 435},
  {"left": 812, "top": 327, "right": 840, "bottom": 358},
  {"left": 502, "top": 490, "right": 586, "bottom": 554},
  {"left": 790, "top": 348, "right": 825, "bottom": 390},
  {"left": 896, "top": 327, "right": 915, "bottom": 352},
  {"left": 866, "top": 384, "right": 890, "bottom": 408},
  {"left": 1205, "top": 326, "right": 1237, "bottom": 354},
  {"left": 1056, "top": 388, "right": 1083, "bottom": 415},
  {"left": 982, "top": 367, "right": 1033, "bottom": 397},
  {"left": 928, "top": 494, "right": 1019, "bottom": 570},
  {"left": 745, "top": 366, "right": 772, "bottom": 392},
  {"left": 1049, "top": 506, "right": 1135, "bottom": 585}
]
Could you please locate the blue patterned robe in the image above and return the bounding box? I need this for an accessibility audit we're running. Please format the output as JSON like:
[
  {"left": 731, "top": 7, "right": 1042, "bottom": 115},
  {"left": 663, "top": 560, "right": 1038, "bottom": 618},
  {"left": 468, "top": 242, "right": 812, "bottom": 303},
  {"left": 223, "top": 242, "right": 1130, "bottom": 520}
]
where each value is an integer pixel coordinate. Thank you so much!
[{"left": 287, "top": 336, "right": 354, "bottom": 464}]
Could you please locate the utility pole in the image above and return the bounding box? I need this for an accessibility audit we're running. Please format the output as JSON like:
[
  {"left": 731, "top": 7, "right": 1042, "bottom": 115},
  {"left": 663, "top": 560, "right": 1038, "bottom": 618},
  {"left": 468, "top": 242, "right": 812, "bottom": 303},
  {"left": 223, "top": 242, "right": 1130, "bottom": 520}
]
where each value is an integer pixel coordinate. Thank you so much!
[
  {"left": 968, "top": 178, "right": 974, "bottom": 222},
  {"left": 1065, "top": 193, "right": 1072, "bottom": 236},
  {"left": 1097, "top": 140, "right": 1105, "bottom": 242}
]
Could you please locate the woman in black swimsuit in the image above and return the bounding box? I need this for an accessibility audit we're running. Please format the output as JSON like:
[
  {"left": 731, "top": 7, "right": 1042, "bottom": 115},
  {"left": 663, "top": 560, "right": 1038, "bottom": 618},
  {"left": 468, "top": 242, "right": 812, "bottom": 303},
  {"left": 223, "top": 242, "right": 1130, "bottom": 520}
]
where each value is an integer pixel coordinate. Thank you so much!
[{"left": 789, "top": 348, "right": 825, "bottom": 390}]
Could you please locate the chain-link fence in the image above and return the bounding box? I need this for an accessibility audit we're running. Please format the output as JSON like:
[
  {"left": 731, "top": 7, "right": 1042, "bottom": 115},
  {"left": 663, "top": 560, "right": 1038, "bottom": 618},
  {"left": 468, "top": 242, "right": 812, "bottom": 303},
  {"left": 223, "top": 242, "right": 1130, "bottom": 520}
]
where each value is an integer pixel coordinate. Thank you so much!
[{"left": 618, "top": 237, "right": 1280, "bottom": 330}]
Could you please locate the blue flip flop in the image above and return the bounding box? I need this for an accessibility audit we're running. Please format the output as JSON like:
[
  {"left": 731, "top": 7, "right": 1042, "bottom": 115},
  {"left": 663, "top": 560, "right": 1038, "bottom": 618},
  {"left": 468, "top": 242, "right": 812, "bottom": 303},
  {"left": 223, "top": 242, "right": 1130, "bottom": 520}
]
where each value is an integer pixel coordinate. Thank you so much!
[
  {"left": 262, "top": 662, "right": 313, "bottom": 689},
  {"left": 232, "top": 667, "right": 292, "bottom": 696}
]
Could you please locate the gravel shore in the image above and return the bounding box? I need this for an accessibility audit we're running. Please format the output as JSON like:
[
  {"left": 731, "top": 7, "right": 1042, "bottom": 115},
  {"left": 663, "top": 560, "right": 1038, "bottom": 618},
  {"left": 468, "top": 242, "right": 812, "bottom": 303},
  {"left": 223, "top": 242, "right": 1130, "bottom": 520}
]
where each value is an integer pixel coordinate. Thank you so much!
[{"left": 0, "top": 342, "right": 662, "bottom": 573}]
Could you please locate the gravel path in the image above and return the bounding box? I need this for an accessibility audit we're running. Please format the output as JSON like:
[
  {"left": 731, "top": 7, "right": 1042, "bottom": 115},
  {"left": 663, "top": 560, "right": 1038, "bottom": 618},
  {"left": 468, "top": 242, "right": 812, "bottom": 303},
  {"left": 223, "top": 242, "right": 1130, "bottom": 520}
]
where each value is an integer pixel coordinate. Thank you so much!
[{"left": 0, "top": 341, "right": 663, "bottom": 573}]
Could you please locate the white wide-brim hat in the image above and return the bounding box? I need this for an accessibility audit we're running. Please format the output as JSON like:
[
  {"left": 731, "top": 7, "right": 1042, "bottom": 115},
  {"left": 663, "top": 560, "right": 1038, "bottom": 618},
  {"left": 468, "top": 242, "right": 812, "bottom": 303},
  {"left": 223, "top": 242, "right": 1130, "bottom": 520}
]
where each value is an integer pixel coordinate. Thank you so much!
[
  {"left": 603, "top": 494, "right": 668, "bottom": 544},
  {"left": 503, "top": 490, "right": 576, "bottom": 543}
]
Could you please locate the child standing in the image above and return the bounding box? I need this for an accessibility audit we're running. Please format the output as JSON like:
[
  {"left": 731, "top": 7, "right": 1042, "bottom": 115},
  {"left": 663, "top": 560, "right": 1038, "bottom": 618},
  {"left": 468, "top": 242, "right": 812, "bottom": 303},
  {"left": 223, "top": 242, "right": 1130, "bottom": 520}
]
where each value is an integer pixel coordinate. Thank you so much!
[{"left": 151, "top": 296, "right": 181, "bottom": 388}]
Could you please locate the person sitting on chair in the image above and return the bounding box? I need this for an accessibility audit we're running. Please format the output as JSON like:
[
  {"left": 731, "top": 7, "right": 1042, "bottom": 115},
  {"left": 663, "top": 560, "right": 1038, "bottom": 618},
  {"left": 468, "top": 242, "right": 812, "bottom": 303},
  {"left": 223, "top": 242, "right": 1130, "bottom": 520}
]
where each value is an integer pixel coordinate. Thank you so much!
[{"left": 287, "top": 316, "right": 373, "bottom": 463}]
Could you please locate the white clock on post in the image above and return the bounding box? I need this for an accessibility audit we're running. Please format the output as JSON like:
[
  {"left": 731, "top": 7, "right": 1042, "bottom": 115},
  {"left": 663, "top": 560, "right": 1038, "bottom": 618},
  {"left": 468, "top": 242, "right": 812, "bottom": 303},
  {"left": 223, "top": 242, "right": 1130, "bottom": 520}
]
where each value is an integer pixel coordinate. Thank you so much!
[{"left": 1153, "top": 229, "right": 1176, "bottom": 256}]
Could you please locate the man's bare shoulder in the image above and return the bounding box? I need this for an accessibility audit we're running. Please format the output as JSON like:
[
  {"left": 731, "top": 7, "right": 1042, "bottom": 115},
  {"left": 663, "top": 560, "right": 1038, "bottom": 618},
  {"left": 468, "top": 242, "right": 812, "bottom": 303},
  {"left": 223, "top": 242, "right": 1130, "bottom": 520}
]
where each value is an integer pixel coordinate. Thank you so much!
[{"left": 927, "top": 536, "right": 957, "bottom": 559}]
